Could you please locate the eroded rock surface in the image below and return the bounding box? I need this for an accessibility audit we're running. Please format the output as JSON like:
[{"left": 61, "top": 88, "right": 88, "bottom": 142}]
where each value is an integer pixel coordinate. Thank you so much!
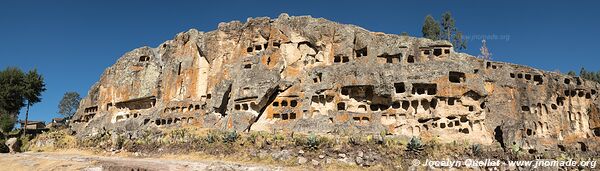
[{"left": 71, "top": 14, "right": 600, "bottom": 153}]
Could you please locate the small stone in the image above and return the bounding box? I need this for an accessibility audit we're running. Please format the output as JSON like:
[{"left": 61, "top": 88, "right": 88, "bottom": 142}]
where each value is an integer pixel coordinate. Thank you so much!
[
  {"left": 318, "top": 155, "right": 325, "bottom": 159},
  {"left": 358, "top": 151, "right": 364, "bottom": 158},
  {"left": 338, "top": 153, "right": 346, "bottom": 158},
  {"left": 298, "top": 157, "right": 308, "bottom": 164},
  {"left": 356, "top": 157, "right": 364, "bottom": 165},
  {"left": 326, "top": 158, "right": 333, "bottom": 164},
  {"left": 298, "top": 150, "right": 304, "bottom": 155},
  {"left": 338, "top": 158, "right": 355, "bottom": 165},
  {"left": 111, "top": 150, "right": 120, "bottom": 155},
  {"left": 258, "top": 150, "right": 269, "bottom": 159},
  {"left": 272, "top": 150, "right": 292, "bottom": 161},
  {"left": 311, "top": 159, "right": 319, "bottom": 166}
]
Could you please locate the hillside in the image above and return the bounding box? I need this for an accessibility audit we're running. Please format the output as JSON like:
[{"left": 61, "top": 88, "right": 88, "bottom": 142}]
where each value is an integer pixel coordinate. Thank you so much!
[{"left": 64, "top": 13, "right": 600, "bottom": 169}]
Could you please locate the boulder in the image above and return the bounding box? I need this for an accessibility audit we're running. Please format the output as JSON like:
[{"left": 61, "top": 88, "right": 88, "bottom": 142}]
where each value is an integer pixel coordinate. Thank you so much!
[
  {"left": 5, "top": 138, "right": 20, "bottom": 153},
  {"left": 297, "top": 156, "right": 308, "bottom": 165}
]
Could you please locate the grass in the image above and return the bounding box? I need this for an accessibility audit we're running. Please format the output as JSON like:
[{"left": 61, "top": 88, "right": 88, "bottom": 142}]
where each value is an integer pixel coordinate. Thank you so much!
[
  {"left": 27, "top": 130, "right": 77, "bottom": 152},
  {"left": 21, "top": 127, "right": 589, "bottom": 170}
]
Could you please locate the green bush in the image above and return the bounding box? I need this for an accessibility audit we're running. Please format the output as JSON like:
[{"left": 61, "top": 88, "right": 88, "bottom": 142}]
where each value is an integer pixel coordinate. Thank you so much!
[
  {"left": 378, "top": 130, "right": 387, "bottom": 145},
  {"left": 170, "top": 129, "right": 188, "bottom": 142},
  {"left": 113, "top": 134, "right": 125, "bottom": 150},
  {"left": 511, "top": 143, "right": 521, "bottom": 155},
  {"left": 578, "top": 68, "right": 600, "bottom": 83},
  {"left": 78, "top": 132, "right": 110, "bottom": 148},
  {"left": 471, "top": 144, "right": 482, "bottom": 156},
  {"left": 272, "top": 132, "right": 285, "bottom": 141},
  {"left": 223, "top": 130, "right": 238, "bottom": 143},
  {"left": 247, "top": 132, "right": 259, "bottom": 144},
  {"left": 348, "top": 135, "right": 362, "bottom": 146},
  {"left": 292, "top": 134, "right": 305, "bottom": 146},
  {"left": 0, "top": 139, "right": 8, "bottom": 153},
  {"left": 205, "top": 131, "right": 219, "bottom": 144},
  {"left": 19, "top": 135, "right": 31, "bottom": 152},
  {"left": 306, "top": 133, "right": 320, "bottom": 150},
  {"left": 407, "top": 136, "right": 424, "bottom": 152}
]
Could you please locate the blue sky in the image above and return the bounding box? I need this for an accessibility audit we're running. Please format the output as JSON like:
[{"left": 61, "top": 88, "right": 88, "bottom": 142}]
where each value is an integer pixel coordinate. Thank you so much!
[{"left": 1, "top": 0, "right": 599, "bottom": 123}]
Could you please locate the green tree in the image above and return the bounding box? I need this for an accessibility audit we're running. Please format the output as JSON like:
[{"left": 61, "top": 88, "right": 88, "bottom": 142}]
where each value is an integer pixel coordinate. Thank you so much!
[
  {"left": 567, "top": 71, "right": 577, "bottom": 77},
  {"left": 0, "top": 108, "right": 15, "bottom": 133},
  {"left": 422, "top": 15, "right": 440, "bottom": 40},
  {"left": 0, "top": 67, "right": 26, "bottom": 116},
  {"left": 58, "top": 92, "right": 81, "bottom": 118},
  {"left": 441, "top": 11, "right": 455, "bottom": 41},
  {"left": 22, "top": 69, "right": 46, "bottom": 136},
  {"left": 440, "top": 11, "right": 467, "bottom": 50},
  {"left": 0, "top": 67, "right": 26, "bottom": 133},
  {"left": 422, "top": 12, "right": 467, "bottom": 50},
  {"left": 453, "top": 31, "right": 467, "bottom": 50},
  {"left": 579, "top": 67, "right": 600, "bottom": 83}
]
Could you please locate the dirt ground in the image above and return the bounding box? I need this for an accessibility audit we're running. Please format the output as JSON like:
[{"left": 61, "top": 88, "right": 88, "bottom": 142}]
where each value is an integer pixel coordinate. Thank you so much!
[{"left": 0, "top": 151, "right": 284, "bottom": 171}]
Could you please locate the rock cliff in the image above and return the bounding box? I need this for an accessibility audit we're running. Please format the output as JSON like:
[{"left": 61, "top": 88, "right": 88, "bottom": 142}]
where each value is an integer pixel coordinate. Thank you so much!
[{"left": 70, "top": 14, "right": 600, "bottom": 153}]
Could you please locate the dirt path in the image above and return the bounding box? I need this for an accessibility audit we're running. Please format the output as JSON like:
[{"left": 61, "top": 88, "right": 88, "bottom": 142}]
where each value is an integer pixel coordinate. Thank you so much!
[{"left": 0, "top": 152, "right": 282, "bottom": 171}]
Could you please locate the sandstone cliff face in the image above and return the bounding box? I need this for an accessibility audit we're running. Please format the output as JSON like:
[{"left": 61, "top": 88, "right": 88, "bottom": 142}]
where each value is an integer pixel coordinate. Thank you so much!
[{"left": 71, "top": 14, "right": 600, "bottom": 153}]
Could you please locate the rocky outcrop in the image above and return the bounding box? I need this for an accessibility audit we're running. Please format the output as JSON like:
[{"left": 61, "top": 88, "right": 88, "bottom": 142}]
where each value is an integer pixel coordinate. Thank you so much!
[
  {"left": 5, "top": 138, "right": 20, "bottom": 153},
  {"left": 70, "top": 14, "right": 600, "bottom": 154}
]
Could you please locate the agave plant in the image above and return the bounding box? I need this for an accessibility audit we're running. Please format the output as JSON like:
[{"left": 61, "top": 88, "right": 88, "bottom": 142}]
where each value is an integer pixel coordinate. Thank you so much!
[{"left": 407, "top": 136, "right": 424, "bottom": 152}]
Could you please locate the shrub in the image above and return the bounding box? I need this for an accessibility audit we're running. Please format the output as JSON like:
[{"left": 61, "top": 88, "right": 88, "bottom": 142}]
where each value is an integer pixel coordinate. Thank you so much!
[
  {"left": 0, "top": 139, "right": 8, "bottom": 153},
  {"left": 292, "top": 134, "right": 305, "bottom": 146},
  {"left": 407, "top": 136, "right": 424, "bottom": 152},
  {"left": 348, "top": 135, "right": 362, "bottom": 146},
  {"left": 27, "top": 130, "right": 78, "bottom": 152},
  {"left": 556, "top": 153, "right": 571, "bottom": 161},
  {"left": 272, "top": 132, "right": 285, "bottom": 143},
  {"left": 77, "top": 133, "right": 106, "bottom": 148},
  {"left": 306, "top": 133, "right": 319, "bottom": 150},
  {"left": 169, "top": 129, "right": 189, "bottom": 143},
  {"left": 247, "top": 132, "right": 259, "bottom": 144},
  {"left": 19, "top": 135, "right": 32, "bottom": 152},
  {"left": 365, "top": 135, "right": 373, "bottom": 144},
  {"left": 205, "top": 131, "right": 219, "bottom": 144},
  {"left": 113, "top": 134, "right": 125, "bottom": 150},
  {"left": 378, "top": 130, "right": 387, "bottom": 145},
  {"left": 511, "top": 143, "right": 521, "bottom": 155},
  {"left": 222, "top": 130, "right": 238, "bottom": 143},
  {"left": 471, "top": 144, "right": 482, "bottom": 156},
  {"left": 383, "top": 137, "right": 400, "bottom": 147}
]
